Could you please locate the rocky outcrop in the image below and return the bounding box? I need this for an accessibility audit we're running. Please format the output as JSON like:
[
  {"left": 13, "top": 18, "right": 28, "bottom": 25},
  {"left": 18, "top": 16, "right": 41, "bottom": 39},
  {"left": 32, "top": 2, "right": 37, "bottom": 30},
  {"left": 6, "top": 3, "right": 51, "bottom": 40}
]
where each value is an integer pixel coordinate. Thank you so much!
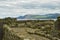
[{"left": 3, "top": 25, "right": 23, "bottom": 40}]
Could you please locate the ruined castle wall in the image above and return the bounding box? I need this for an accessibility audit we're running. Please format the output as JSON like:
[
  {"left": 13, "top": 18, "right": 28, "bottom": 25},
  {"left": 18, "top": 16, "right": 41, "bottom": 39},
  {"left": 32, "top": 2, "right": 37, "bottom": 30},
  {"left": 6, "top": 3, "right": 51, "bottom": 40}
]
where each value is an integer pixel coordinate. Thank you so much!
[{"left": 3, "top": 25, "right": 23, "bottom": 40}]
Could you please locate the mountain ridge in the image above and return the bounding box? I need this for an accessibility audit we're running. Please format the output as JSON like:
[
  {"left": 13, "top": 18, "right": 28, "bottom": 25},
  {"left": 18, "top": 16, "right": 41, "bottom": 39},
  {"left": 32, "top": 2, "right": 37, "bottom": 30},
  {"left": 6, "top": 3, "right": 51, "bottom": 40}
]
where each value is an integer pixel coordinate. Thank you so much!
[{"left": 17, "top": 13, "right": 60, "bottom": 19}]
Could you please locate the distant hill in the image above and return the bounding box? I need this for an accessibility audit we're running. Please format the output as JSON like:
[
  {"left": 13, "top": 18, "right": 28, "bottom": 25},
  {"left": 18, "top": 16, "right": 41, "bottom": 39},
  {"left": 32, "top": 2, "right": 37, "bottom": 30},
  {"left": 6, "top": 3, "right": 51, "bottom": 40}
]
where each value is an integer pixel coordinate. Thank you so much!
[{"left": 17, "top": 13, "right": 60, "bottom": 19}]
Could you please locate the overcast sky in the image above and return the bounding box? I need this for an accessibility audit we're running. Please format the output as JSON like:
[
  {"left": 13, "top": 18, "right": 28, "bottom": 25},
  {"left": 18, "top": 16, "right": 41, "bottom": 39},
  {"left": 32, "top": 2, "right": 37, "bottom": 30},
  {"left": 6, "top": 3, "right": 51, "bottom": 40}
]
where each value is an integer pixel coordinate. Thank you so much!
[{"left": 0, "top": 0, "right": 60, "bottom": 18}]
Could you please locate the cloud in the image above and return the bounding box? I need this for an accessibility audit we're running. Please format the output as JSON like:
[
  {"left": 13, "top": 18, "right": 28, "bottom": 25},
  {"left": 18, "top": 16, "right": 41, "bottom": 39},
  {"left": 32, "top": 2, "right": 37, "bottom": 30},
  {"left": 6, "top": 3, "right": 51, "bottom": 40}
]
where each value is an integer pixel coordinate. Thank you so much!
[{"left": 0, "top": 0, "right": 60, "bottom": 18}]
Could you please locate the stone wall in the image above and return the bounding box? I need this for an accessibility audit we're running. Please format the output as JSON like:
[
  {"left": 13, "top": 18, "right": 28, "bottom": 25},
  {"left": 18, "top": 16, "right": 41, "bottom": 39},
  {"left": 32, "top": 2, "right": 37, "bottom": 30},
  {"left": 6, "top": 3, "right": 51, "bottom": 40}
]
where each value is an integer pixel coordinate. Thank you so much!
[{"left": 3, "top": 25, "right": 23, "bottom": 40}]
